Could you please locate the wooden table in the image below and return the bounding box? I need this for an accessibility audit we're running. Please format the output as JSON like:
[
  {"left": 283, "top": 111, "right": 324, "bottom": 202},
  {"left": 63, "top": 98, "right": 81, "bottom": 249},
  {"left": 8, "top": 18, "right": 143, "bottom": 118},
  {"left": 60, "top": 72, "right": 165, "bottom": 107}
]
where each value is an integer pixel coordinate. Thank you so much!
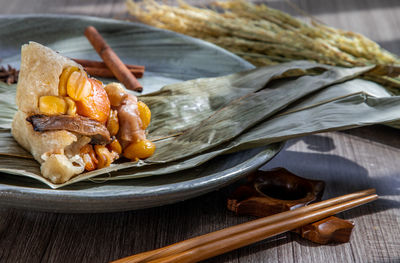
[{"left": 1, "top": 1, "right": 399, "bottom": 262}]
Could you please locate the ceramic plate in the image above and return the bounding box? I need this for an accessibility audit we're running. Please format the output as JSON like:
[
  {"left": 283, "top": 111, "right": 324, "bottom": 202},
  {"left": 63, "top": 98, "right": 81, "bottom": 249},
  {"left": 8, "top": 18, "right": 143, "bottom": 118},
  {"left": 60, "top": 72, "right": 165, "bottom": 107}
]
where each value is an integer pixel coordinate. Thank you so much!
[{"left": 0, "top": 15, "right": 282, "bottom": 212}]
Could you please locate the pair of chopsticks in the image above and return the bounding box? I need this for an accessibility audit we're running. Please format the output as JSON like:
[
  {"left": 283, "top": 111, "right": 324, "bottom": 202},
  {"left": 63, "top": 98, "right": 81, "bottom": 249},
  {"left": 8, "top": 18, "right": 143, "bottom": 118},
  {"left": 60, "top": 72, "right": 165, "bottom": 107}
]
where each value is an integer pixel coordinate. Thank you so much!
[{"left": 113, "top": 189, "right": 377, "bottom": 263}]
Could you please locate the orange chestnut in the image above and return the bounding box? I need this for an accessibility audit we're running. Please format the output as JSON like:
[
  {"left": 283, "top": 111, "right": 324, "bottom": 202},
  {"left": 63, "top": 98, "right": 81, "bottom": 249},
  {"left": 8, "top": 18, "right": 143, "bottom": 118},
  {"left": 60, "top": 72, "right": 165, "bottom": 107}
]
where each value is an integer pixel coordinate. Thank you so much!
[{"left": 76, "top": 78, "right": 110, "bottom": 123}]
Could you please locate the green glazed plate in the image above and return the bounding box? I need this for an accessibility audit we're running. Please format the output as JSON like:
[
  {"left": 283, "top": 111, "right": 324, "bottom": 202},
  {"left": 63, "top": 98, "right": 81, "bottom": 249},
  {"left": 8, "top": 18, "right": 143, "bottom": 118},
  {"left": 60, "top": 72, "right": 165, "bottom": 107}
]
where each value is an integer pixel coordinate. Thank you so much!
[{"left": 0, "top": 15, "right": 282, "bottom": 212}]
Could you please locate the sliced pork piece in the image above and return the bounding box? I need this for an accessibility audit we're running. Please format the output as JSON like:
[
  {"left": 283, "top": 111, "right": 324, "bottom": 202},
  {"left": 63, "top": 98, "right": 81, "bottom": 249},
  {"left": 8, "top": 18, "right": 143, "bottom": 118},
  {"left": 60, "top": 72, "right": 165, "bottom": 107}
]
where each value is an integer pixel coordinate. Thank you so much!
[{"left": 117, "top": 94, "right": 146, "bottom": 143}]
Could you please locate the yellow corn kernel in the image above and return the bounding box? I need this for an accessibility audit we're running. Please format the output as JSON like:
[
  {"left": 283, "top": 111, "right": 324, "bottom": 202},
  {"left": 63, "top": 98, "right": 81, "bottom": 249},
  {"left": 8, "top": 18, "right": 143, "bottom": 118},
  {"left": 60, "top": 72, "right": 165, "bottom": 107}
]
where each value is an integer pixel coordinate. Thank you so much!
[
  {"left": 137, "top": 101, "right": 151, "bottom": 129},
  {"left": 104, "top": 82, "right": 126, "bottom": 107},
  {"left": 107, "top": 139, "right": 122, "bottom": 155},
  {"left": 39, "top": 96, "right": 67, "bottom": 115},
  {"left": 58, "top": 66, "right": 79, "bottom": 96},
  {"left": 64, "top": 97, "right": 77, "bottom": 116},
  {"left": 67, "top": 71, "right": 92, "bottom": 101},
  {"left": 106, "top": 109, "right": 119, "bottom": 136},
  {"left": 94, "top": 145, "right": 113, "bottom": 169},
  {"left": 123, "top": 139, "right": 155, "bottom": 160}
]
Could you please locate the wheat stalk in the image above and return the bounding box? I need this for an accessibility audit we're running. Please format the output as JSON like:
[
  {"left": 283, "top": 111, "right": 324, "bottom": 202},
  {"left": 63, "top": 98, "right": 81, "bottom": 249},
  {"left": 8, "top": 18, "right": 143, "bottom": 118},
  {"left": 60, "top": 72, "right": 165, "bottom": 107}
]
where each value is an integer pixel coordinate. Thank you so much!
[{"left": 126, "top": 0, "right": 400, "bottom": 92}]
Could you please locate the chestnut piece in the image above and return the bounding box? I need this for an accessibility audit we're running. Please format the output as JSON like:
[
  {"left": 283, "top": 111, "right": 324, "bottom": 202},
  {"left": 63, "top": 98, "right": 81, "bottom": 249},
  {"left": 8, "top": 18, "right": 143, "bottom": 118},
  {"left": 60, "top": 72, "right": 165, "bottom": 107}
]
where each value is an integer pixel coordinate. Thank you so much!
[
  {"left": 294, "top": 216, "right": 355, "bottom": 244},
  {"left": 227, "top": 168, "right": 355, "bottom": 244}
]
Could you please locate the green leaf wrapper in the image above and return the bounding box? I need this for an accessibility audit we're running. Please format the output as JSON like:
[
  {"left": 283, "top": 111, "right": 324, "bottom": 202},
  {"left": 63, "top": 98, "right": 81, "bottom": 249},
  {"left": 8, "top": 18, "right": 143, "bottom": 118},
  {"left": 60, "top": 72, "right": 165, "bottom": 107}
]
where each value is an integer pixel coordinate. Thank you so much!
[{"left": 1, "top": 61, "right": 400, "bottom": 188}]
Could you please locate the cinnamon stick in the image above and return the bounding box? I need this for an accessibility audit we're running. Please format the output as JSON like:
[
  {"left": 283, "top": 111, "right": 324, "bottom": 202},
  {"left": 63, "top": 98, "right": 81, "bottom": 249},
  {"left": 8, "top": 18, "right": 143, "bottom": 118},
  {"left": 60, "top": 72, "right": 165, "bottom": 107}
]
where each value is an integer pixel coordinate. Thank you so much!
[
  {"left": 84, "top": 26, "right": 143, "bottom": 92},
  {"left": 72, "top": 58, "right": 145, "bottom": 71},
  {"left": 84, "top": 67, "right": 144, "bottom": 78}
]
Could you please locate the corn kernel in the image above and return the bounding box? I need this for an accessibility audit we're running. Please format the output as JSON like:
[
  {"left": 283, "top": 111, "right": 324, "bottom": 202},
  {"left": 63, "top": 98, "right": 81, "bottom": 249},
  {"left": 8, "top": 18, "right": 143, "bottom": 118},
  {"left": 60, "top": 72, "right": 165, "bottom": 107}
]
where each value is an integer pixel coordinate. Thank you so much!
[
  {"left": 39, "top": 96, "right": 67, "bottom": 115},
  {"left": 107, "top": 139, "right": 122, "bottom": 155},
  {"left": 106, "top": 109, "right": 119, "bottom": 136},
  {"left": 64, "top": 97, "right": 77, "bottom": 116},
  {"left": 104, "top": 82, "right": 126, "bottom": 106},
  {"left": 94, "top": 145, "right": 113, "bottom": 169},
  {"left": 137, "top": 101, "right": 151, "bottom": 129},
  {"left": 59, "top": 66, "right": 79, "bottom": 96},
  {"left": 123, "top": 139, "right": 155, "bottom": 160},
  {"left": 67, "top": 71, "right": 92, "bottom": 101}
]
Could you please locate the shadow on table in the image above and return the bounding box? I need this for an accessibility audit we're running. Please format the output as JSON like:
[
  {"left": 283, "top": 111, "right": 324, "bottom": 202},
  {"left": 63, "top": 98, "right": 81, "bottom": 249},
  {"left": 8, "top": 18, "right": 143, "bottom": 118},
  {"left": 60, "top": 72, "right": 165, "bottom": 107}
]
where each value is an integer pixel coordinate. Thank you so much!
[
  {"left": 286, "top": 134, "right": 336, "bottom": 152},
  {"left": 341, "top": 125, "right": 400, "bottom": 150},
  {"left": 263, "top": 148, "right": 399, "bottom": 197},
  {"left": 282, "top": 125, "right": 400, "bottom": 153}
]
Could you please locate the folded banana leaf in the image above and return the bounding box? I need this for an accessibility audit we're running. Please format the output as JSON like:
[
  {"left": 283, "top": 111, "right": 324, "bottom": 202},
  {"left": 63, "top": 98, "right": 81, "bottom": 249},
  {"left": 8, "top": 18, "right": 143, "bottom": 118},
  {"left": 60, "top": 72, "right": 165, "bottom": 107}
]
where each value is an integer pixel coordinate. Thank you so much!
[
  {"left": 226, "top": 90, "right": 400, "bottom": 152},
  {"left": 0, "top": 61, "right": 399, "bottom": 188},
  {"left": 93, "top": 78, "right": 400, "bottom": 181},
  {"left": 148, "top": 65, "right": 373, "bottom": 163},
  {"left": 142, "top": 60, "right": 328, "bottom": 138},
  {"left": 0, "top": 87, "right": 17, "bottom": 130}
]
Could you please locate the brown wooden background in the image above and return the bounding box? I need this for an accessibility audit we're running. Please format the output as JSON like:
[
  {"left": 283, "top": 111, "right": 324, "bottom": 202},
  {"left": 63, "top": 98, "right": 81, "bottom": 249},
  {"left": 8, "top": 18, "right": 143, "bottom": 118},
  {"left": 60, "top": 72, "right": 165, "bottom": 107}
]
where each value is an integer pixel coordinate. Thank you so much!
[{"left": 0, "top": 1, "right": 399, "bottom": 262}]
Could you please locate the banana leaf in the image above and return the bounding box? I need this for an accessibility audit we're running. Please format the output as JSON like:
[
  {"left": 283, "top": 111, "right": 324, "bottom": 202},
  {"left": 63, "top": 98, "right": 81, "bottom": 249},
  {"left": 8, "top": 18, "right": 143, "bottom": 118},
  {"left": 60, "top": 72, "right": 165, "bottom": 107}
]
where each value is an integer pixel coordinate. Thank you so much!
[
  {"left": 0, "top": 131, "right": 32, "bottom": 158},
  {"left": 226, "top": 91, "right": 400, "bottom": 152},
  {"left": 142, "top": 60, "right": 328, "bottom": 138},
  {"left": 148, "top": 65, "right": 373, "bottom": 162},
  {"left": 0, "top": 85, "right": 17, "bottom": 130},
  {"left": 0, "top": 61, "right": 399, "bottom": 189},
  {"left": 93, "top": 78, "right": 400, "bottom": 181}
]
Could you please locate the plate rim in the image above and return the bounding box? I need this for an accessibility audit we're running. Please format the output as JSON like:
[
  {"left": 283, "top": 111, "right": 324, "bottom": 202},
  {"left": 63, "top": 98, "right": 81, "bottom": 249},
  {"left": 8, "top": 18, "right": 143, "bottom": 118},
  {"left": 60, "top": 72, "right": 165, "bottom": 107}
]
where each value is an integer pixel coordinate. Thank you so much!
[
  {"left": 0, "top": 14, "right": 283, "bottom": 212},
  {"left": 0, "top": 13, "right": 254, "bottom": 70},
  {"left": 0, "top": 144, "right": 284, "bottom": 212}
]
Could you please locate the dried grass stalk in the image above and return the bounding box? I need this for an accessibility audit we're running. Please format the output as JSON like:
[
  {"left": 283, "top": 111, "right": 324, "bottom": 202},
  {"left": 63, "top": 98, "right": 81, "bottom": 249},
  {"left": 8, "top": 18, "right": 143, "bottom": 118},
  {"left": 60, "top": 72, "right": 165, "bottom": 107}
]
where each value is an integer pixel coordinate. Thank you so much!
[{"left": 126, "top": 0, "right": 400, "bottom": 92}]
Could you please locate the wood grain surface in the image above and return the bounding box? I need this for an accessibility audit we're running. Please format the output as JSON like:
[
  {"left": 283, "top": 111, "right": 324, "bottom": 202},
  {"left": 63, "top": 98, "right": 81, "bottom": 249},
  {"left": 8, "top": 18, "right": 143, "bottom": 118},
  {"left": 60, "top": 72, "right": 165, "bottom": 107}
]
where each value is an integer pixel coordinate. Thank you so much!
[{"left": 0, "top": 1, "right": 399, "bottom": 262}]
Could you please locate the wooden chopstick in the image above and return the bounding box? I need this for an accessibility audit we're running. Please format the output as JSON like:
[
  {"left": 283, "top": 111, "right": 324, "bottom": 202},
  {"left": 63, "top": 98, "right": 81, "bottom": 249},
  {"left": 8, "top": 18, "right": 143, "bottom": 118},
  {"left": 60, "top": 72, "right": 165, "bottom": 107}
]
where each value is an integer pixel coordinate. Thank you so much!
[
  {"left": 153, "top": 194, "right": 378, "bottom": 263},
  {"left": 112, "top": 189, "right": 376, "bottom": 263}
]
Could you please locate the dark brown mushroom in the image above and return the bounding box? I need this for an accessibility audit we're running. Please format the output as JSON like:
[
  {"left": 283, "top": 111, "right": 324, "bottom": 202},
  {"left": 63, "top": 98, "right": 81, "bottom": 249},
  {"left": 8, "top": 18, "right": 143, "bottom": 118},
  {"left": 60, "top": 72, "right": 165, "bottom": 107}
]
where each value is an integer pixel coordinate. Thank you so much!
[{"left": 26, "top": 114, "right": 111, "bottom": 144}]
